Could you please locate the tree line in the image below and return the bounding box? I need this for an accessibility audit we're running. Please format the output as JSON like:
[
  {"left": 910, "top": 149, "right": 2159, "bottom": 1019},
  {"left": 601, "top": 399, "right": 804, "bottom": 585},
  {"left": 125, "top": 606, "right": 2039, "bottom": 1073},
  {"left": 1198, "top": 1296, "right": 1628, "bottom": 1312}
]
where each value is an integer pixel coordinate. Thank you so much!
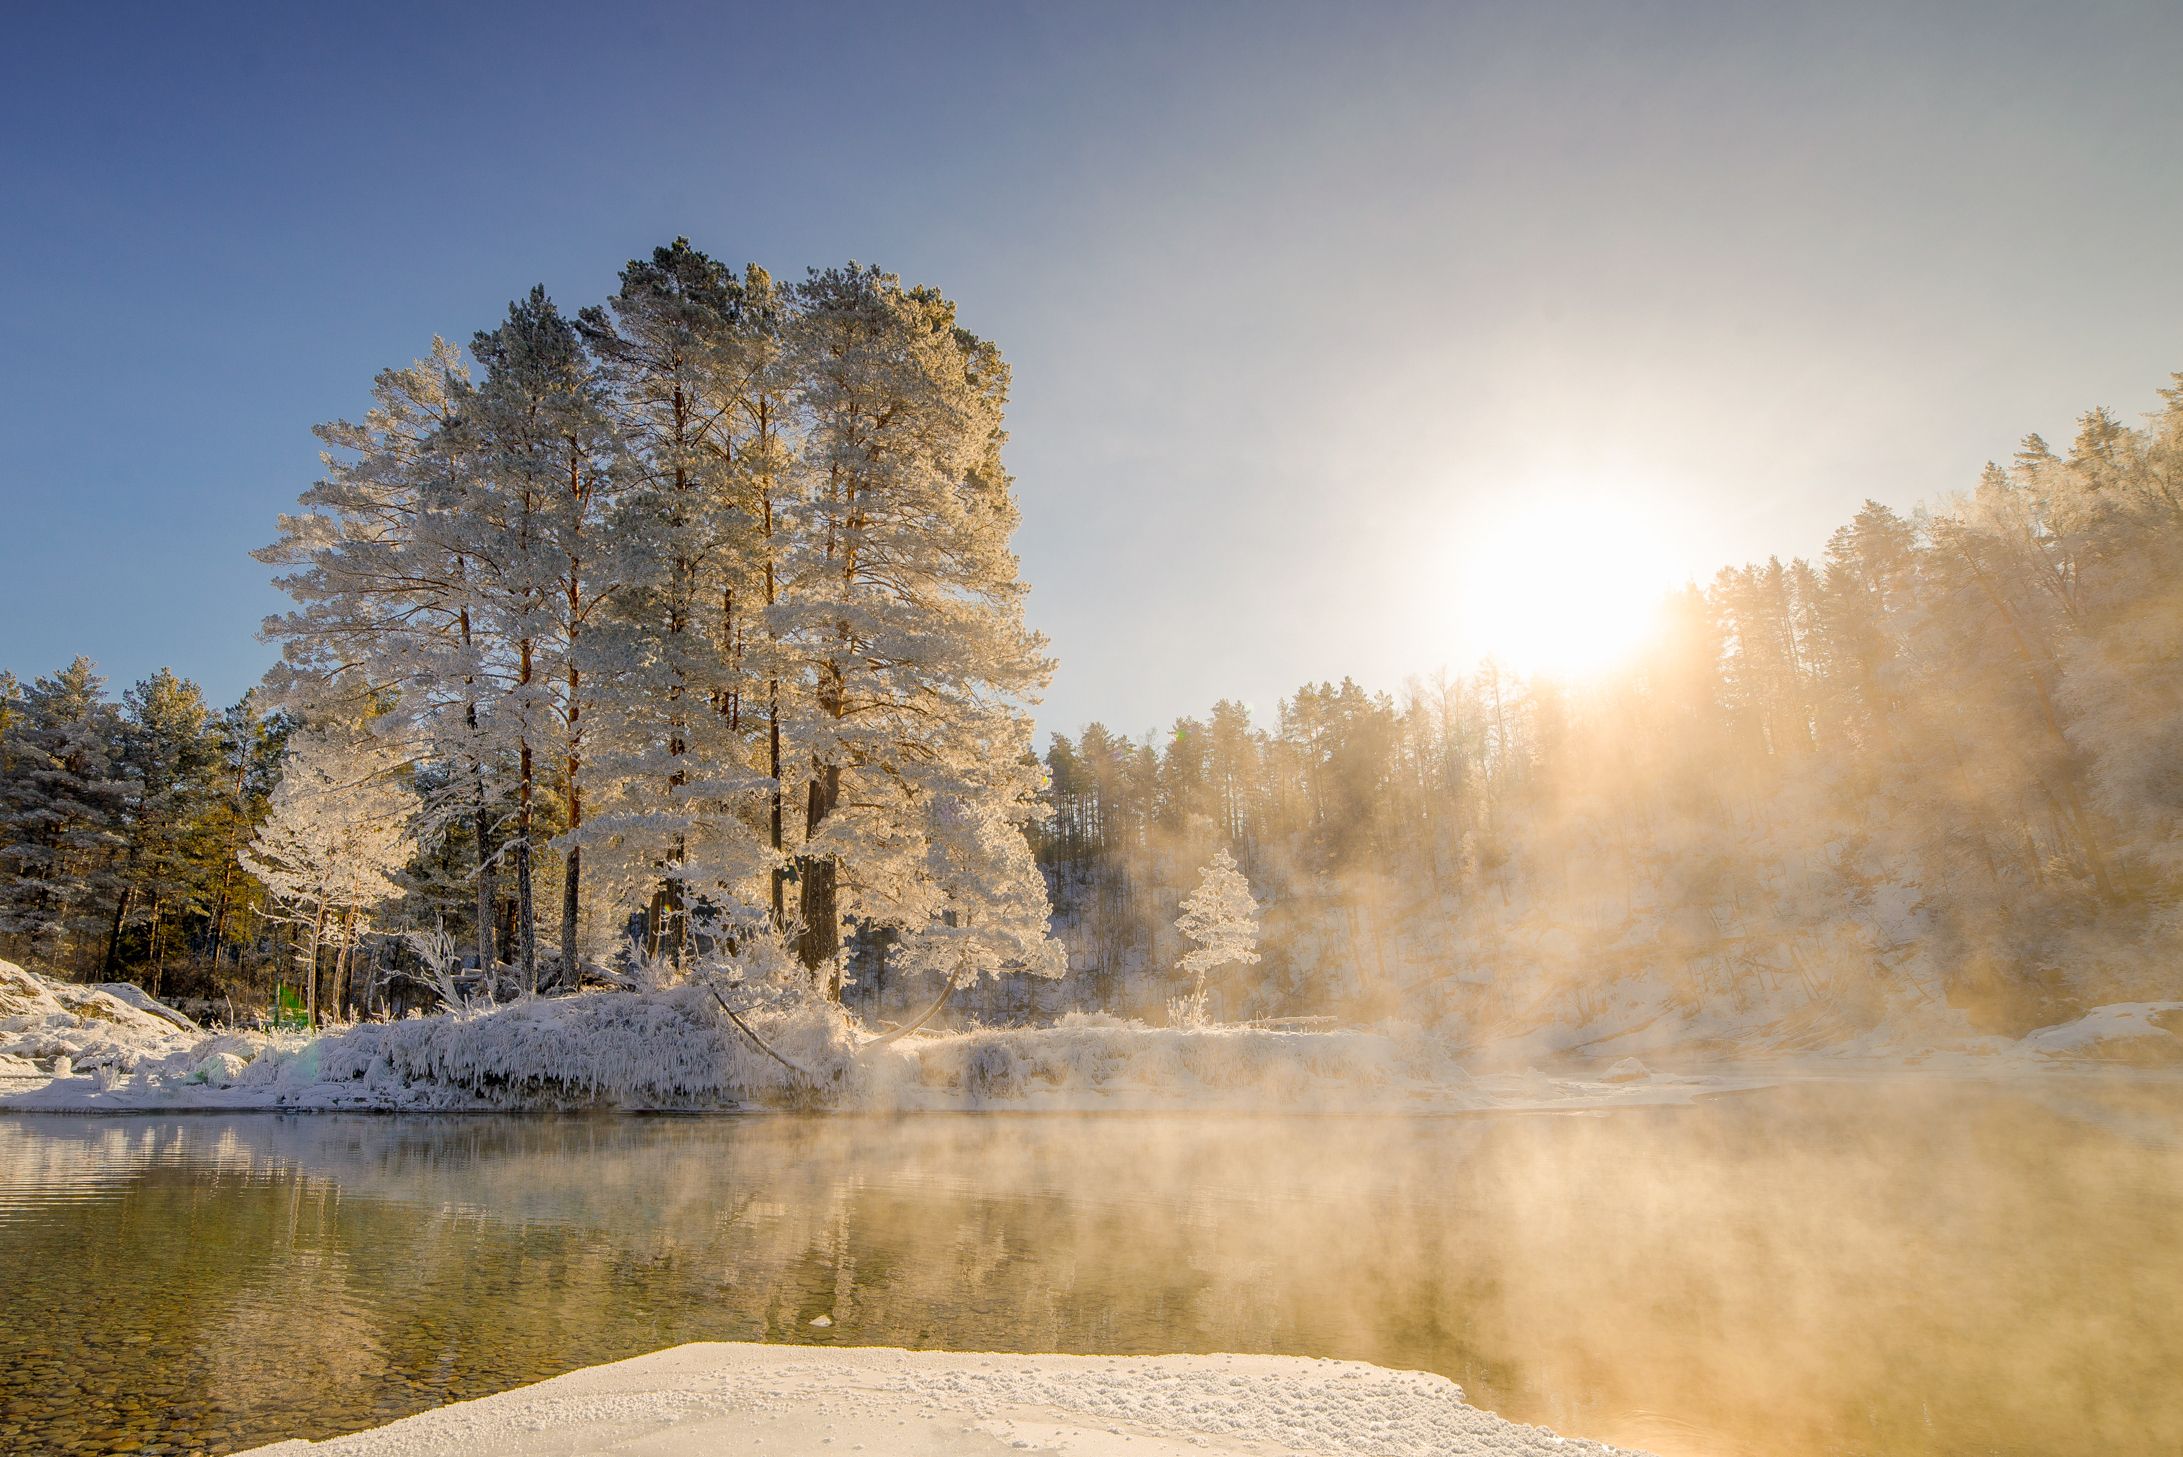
[
  {"left": 7, "top": 315, "right": 2180, "bottom": 1036},
  {"left": 0, "top": 664, "right": 287, "bottom": 998},
  {"left": 1032, "top": 377, "right": 2183, "bottom": 1033}
]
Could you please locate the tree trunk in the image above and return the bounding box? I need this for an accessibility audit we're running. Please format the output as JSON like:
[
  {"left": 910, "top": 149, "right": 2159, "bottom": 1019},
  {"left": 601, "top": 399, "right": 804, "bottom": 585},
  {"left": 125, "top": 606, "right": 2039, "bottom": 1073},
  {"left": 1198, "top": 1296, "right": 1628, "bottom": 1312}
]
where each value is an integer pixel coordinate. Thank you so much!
[
  {"left": 515, "top": 763, "right": 537, "bottom": 993},
  {"left": 561, "top": 546, "right": 584, "bottom": 989},
  {"left": 769, "top": 683, "right": 785, "bottom": 930},
  {"left": 473, "top": 779, "right": 497, "bottom": 972},
  {"left": 306, "top": 898, "right": 328, "bottom": 1029},
  {"left": 102, "top": 883, "right": 134, "bottom": 978},
  {"left": 146, "top": 898, "right": 165, "bottom": 997},
  {"left": 333, "top": 910, "right": 356, "bottom": 1021},
  {"left": 794, "top": 764, "right": 842, "bottom": 994},
  {"left": 207, "top": 857, "right": 236, "bottom": 971},
  {"left": 461, "top": 597, "right": 497, "bottom": 975},
  {"left": 517, "top": 636, "right": 538, "bottom": 992}
]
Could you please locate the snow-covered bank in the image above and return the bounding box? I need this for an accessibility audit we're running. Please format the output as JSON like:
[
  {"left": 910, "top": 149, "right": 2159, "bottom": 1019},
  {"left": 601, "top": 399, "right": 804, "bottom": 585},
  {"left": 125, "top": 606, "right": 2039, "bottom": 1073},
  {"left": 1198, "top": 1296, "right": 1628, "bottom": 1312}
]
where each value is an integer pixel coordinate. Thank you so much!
[
  {"left": 0, "top": 960, "right": 199, "bottom": 1063},
  {"left": 237, "top": 1342, "right": 1643, "bottom": 1457},
  {"left": 0, "top": 956, "right": 1765, "bottom": 1113},
  {"left": 6, "top": 958, "right": 2175, "bottom": 1116}
]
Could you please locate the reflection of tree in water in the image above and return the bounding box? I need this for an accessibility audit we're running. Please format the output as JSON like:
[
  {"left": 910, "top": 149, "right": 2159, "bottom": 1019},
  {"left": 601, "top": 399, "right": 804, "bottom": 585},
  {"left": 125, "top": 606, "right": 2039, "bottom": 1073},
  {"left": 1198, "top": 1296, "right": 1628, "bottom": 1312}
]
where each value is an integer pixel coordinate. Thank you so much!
[{"left": 3, "top": 1087, "right": 2182, "bottom": 1457}]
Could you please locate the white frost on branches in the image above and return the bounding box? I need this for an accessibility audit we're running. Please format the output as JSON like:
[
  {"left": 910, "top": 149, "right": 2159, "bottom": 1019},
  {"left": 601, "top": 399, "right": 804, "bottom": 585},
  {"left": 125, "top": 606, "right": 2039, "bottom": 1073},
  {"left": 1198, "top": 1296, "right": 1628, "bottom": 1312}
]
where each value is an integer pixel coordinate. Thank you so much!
[
  {"left": 242, "top": 724, "right": 415, "bottom": 1021},
  {"left": 1171, "top": 849, "right": 1259, "bottom": 1027}
]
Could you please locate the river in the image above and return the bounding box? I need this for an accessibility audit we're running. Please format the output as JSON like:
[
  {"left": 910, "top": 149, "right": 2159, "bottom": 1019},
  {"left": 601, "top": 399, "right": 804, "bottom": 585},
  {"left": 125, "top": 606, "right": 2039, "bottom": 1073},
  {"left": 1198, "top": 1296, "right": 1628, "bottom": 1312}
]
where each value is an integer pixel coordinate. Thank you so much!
[{"left": 1, "top": 1077, "right": 2177, "bottom": 1455}]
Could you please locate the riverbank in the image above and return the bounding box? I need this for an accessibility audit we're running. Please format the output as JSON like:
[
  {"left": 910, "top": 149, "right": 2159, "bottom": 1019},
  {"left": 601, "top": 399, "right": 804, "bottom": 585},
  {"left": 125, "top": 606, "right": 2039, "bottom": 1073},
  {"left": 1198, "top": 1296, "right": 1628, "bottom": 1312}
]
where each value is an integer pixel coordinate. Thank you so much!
[
  {"left": 236, "top": 1342, "right": 1641, "bottom": 1456},
  {"left": 5, "top": 958, "right": 2175, "bottom": 1116}
]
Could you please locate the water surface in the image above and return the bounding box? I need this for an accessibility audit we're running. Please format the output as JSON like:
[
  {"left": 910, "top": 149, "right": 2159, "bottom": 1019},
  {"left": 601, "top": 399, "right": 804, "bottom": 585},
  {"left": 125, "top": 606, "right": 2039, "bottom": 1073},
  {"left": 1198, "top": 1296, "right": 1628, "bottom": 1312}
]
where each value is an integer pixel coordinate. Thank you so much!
[{"left": 1, "top": 1079, "right": 2178, "bottom": 1456}]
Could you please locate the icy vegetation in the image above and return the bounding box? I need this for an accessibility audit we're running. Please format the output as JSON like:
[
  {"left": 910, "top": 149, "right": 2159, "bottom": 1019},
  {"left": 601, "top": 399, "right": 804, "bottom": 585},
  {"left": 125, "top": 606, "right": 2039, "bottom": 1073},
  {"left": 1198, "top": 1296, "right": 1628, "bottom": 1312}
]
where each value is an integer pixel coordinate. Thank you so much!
[{"left": 236, "top": 1342, "right": 1642, "bottom": 1457}]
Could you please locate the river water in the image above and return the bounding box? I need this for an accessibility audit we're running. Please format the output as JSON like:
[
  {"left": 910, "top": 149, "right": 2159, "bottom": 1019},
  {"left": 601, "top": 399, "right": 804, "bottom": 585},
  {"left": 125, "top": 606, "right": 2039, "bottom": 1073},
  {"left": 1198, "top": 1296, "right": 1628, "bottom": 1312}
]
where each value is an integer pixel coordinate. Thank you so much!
[{"left": 1, "top": 1078, "right": 2178, "bottom": 1456}]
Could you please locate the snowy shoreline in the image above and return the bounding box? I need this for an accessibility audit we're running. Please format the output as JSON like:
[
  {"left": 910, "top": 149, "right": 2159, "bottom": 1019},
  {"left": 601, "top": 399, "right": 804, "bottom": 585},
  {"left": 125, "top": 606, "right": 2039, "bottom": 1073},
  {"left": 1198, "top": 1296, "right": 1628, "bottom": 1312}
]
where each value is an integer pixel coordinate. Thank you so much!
[
  {"left": 234, "top": 1341, "right": 1645, "bottom": 1457},
  {"left": 5, "top": 959, "right": 2176, "bottom": 1118}
]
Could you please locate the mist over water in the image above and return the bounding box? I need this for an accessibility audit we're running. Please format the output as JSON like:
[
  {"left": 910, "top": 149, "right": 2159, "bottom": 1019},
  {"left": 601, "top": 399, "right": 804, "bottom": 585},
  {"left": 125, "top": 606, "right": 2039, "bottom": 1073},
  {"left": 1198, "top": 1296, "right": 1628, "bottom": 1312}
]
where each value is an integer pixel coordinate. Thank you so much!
[{"left": 2, "top": 1079, "right": 2178, "bottom": 1457}]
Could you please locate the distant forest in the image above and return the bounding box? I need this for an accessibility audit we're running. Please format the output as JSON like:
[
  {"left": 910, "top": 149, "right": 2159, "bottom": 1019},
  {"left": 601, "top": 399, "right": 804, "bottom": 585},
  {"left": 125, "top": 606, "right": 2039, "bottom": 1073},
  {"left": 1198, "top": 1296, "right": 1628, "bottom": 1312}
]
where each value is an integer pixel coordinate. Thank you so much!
[
  {"left": 1037, "top": 383, "right": 2183, "bottom": 1035},
  {"left": 3, "top": 364, "right": 2180, "bottom": 1035}
]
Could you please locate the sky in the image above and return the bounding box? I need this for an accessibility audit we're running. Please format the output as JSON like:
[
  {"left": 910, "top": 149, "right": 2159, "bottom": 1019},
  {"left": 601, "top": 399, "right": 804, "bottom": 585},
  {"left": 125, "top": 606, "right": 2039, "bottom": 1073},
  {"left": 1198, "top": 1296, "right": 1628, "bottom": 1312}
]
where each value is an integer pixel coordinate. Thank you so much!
[{"left": 4, "top": 1, "right": 2182, "bottom": 741}]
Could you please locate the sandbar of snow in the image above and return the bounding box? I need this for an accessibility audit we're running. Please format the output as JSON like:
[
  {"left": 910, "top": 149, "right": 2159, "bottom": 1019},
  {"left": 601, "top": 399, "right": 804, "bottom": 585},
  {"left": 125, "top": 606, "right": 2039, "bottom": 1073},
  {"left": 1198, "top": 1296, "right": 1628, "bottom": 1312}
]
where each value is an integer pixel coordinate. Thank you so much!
[{"left": 236, "top": 1342, "right": 1645, "bottom": 1457}]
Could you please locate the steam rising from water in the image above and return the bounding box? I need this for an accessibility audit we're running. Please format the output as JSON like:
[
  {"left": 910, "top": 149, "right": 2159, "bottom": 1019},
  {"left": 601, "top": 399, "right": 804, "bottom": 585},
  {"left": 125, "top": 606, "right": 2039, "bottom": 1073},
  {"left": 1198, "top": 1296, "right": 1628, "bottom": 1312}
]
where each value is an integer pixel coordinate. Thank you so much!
[{"left": 3, "top": 1080, "right": 2179, "bottom": 1456}]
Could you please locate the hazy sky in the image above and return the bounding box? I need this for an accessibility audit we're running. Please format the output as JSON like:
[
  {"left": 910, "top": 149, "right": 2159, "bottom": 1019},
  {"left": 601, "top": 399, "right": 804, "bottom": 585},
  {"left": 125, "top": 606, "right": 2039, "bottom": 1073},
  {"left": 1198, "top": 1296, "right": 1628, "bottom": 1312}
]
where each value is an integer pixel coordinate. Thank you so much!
[{"left": 4, "top": 1, "right": 2181, "bottom": 739}]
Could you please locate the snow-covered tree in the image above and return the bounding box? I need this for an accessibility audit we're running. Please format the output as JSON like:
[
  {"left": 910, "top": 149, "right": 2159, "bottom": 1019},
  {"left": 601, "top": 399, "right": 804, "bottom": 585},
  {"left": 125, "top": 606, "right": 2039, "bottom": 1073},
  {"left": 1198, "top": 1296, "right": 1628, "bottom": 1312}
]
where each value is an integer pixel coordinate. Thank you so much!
[
  {"left": 1172, "top": 848, "right": 1259, "bottom": 1025},
  {"left": 463, "top": 286, "right": 619, "bottom": 990},
  {"left": 255, "top": 339, "right": 503, "bottom": 974},
  {"left": 579, "top": 241, "right": 761, "bottom": 964},
  {"left": 775, "top": 265, "right": 1054, "bottom": 997},
  {"left": 248, "top": 243, "right": 1064, "bottom": 1012},
  {"left": 242, "top": 724, "right": 416, "bottom": 1026}
]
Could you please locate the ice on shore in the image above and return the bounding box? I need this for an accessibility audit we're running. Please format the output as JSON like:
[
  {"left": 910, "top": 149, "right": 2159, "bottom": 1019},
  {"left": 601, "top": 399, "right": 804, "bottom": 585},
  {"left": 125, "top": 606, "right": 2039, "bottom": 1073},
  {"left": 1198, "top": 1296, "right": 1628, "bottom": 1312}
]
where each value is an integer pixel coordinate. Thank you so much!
[{"left": 235, "top": 1341, "right": 1647, "bottom": 1457}]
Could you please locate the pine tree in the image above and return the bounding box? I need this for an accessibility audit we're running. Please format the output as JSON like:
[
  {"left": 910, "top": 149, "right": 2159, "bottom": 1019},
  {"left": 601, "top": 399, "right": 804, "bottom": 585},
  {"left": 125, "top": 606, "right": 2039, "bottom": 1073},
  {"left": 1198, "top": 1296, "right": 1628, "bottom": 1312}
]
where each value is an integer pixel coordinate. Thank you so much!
[
  {"left": 776, "top": 265, "right": 1054, "bottom": 997},
  {"left": 203, "top": 692, "right": 289, "bottom": 975},
  {"left": 103, "top": 669, "right": 224, "bottom": 989},
  {"left": 0, "top": 659, "right": 128, "bottom": 971},
  {"left": 579, "top": 241, "right": 757, "bottom": 964},
  {"left": 256, "top": 339, "right": 504, "bottom": 975},
  {"left": 1171, "top": 848, "right": 1259, "bottom": 1025},
  {"left": 464, "top": 286, "right": 618, "bottom": 990}
]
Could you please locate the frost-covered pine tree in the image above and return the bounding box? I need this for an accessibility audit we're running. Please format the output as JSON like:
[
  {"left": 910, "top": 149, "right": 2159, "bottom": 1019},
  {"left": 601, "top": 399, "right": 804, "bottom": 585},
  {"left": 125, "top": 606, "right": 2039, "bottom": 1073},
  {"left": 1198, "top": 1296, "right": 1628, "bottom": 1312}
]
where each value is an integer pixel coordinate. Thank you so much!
[
  {"left": 578, "top": 241, "right": 764, "bottom": 964},
  {"left": 255, "top": 339, "right": 504, "bottom": 975},
  {"left": 1172, "top": 848, "right": 1259, "bottom": 1026},
  {"left": 775, "top": 265, "right": 1057, "bottom": 999},
  {"left": 242, "top": 723, "right": 416, "bottom": 1026},
  {"left": 463, "top": 286, "right": 618, "bottom": 991}
]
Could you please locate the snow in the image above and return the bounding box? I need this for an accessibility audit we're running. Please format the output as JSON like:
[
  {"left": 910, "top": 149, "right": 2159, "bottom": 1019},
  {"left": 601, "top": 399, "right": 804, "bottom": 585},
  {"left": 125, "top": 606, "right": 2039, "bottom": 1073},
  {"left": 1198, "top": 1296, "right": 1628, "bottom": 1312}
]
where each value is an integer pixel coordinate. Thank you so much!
[
  {"left": 3, "top": 958, "right": 2169, "bottom": 1116},
  {"left": 234, "top": 1342, "right": 1644, "bottom": 1457},
  {"left": 0, "top": 963, "right": 1760, "bottom": 1114},
  {"left": 2020, "top": 1001, "right": 2183, "bottom": 1061},
  {"left": 0, "top": 959, "right": 204, "bottom": 1074}
]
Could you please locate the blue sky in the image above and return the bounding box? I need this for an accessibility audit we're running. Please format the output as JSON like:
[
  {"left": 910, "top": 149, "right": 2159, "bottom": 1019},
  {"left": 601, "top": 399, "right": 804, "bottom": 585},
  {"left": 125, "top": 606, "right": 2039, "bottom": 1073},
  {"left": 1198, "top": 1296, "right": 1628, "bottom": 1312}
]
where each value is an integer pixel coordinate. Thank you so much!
[{"left": 4, "top": 1, "right": 2182, "bottom": 738}]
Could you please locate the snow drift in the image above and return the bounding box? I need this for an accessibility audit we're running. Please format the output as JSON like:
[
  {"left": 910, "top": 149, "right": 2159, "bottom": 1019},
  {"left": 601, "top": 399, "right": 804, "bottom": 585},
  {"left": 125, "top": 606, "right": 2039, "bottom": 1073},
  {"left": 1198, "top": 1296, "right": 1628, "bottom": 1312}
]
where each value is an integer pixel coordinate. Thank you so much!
[
  {"left": 0, "top": 959, "right": 201, "bottom": 1075},
  {"left": 236, "top": 1341, "right": 1644, "bottom": 1457}
]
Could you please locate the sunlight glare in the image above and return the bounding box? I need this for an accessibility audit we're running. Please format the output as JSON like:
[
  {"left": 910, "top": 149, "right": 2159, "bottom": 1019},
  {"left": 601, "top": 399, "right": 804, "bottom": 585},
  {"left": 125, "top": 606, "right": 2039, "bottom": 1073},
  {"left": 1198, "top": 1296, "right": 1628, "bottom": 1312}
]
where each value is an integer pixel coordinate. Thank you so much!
[{"left": 1450, "top": 488, "right": 1684, "bottom": 681}]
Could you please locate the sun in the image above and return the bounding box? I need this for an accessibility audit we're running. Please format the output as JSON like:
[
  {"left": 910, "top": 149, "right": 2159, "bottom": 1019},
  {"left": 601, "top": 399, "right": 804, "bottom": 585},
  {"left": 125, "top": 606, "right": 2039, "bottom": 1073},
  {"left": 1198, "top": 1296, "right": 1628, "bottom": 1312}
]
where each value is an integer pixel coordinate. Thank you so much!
[{"left": 1448, "top": 488, "right": 1685, "bottom": 681}]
